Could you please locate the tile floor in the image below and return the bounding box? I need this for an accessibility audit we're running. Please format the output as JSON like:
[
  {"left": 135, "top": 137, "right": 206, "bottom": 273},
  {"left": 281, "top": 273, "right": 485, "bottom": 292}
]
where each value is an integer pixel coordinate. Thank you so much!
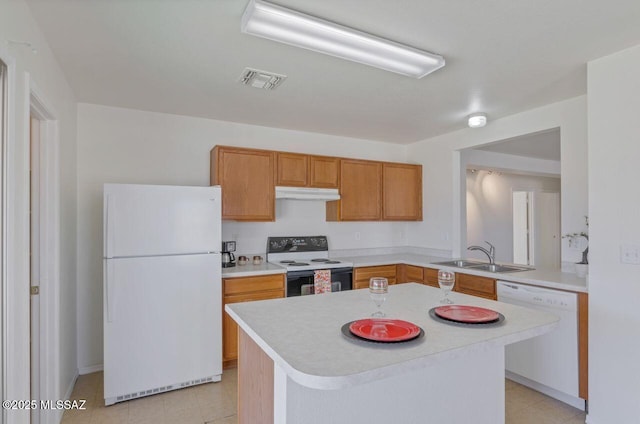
[{"left": 62, "top": 369, "right": 586, "bottom": 424}]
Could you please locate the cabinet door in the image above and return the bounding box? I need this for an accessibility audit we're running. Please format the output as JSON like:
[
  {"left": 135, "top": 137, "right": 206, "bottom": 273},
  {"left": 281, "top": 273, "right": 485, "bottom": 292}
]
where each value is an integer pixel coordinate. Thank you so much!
[
  {"left": 276, "top": 152, "right": 308, "bottom": 187},
  {"left": 382, "top": 163, "right": 422, "bottom": 221},
  {"left": 223, "top": 289, "right": 284, "bottom": 364},
  {"left": 211, "top": 146, "right": 275, "bottom": 221},
  {"left": 405, "top": 265, "right": 424, "bottom": 283},
  {"left": 454, "top": 273, "right": 496, "bottom": 300},
  {"left": 423, "top": 267, "right": 440, "bottom": 288},
  {"left": 331, "top": 159, "right": 382, "bottom": 221},
  {"left": 309, "top": 155, "right": 340, "bottom": 188}
]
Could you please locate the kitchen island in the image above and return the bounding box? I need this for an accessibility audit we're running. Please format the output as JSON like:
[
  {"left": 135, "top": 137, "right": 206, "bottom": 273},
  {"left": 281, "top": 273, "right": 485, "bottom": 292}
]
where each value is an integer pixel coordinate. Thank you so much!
[{"left": 226, "top": 283, "right": 559, "bottom": 424}]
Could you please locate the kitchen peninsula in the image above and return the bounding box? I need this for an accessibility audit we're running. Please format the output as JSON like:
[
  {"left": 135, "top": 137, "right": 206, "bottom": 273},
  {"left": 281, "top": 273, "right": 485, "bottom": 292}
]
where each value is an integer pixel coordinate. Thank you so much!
[{"left": 226, "top": 283, "right": 559, "bottom": 424}]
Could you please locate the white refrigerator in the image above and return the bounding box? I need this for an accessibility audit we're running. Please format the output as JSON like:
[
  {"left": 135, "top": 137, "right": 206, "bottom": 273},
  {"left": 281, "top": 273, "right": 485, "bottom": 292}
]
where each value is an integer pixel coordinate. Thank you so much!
[{"left": 103, "top": 183, "right": 222, "bottom": 405}]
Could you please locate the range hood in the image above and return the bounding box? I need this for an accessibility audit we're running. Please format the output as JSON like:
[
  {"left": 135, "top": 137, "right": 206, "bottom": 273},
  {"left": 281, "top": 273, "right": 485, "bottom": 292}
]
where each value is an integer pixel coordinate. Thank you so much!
[{"left": 275, "top": 186, "right": 340, "bottom": 201}]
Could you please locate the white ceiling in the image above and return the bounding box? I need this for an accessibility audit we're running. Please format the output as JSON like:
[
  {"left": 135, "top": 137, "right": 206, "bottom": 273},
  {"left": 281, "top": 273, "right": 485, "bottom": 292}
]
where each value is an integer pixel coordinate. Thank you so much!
[
  {"left": 474, "top": 129, "right": 561, "bottom": 161},
  {"left": 25, "top": 0, "right": 640, "bottom": 144}
]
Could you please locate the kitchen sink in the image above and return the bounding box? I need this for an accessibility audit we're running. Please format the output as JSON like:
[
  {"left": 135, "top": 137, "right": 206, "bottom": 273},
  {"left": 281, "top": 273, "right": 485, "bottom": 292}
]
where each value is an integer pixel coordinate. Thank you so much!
[
  {"left": 431, "top": 260, "right": 533, "bottom": 273},
  {"left": 431, "top": 259, "right": 484, "bottom": 267},
  {"left": 465, "top": 264, "right": 532, "bottom": 273}
]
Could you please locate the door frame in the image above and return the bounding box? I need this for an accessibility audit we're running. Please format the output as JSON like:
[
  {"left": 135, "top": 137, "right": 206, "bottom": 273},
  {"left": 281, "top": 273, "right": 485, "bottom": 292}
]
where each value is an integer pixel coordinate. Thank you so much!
[
  {"left": 0, "top": 47, "right": 16, "bottom": 424},
  {"left": 27, "top": 75, "right": 61, "bottom": 424}
]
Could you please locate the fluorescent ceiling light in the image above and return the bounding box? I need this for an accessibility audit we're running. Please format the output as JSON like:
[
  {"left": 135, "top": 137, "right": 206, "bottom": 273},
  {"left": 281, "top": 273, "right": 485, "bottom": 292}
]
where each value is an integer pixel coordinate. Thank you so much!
[
  {"left": 468, "top": 113, "right": 487, "bottom": 128},
  {"left": 241, "top": 0, "right": 445, "bottom": 79}
]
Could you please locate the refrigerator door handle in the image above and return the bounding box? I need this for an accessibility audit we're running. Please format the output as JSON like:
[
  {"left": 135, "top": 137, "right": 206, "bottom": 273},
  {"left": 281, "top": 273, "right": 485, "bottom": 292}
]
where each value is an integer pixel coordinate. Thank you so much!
[
  {"left": 105, "top": 194, "right": 115, "bottom": 259},
  {"left": 105, "top": 261, "right": 115, "bottom": 323}
]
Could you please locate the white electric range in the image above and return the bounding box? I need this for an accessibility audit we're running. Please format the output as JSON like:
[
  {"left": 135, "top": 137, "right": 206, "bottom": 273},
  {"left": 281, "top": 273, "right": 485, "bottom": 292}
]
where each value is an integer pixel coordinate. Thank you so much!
[{"left": 266, "top": 236, "right": 353, "bottom": 296}]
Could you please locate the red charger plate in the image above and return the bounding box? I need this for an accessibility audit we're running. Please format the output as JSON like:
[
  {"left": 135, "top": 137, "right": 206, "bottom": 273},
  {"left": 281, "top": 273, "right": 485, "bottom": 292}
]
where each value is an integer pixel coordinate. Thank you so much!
[
  {"left": 349, "top": 318, "right": 421, "bottom": 342},
  {"left": 434, "top": 305, "right": 500, "bottom": 323}
]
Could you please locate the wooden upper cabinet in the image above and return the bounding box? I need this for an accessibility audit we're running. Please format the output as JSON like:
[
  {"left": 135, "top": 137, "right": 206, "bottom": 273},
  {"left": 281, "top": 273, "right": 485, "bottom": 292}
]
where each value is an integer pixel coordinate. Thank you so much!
[
  {"left": 276, "top": 153, "right": 339, "bottom": 188},
  {"left": 210, "top": 146, "right": 275, "bottom": 221},
  {"left": 276, "top": 152, "right": 308, "bottom": 187},
  {"left": 309, "top": 155, "right": 340, "bottom": 188},
  {"left": 327, "top": 159, "right": 382, "bottom": 221},
  {"left": 382, "top": 163, "right": 422, "bottom": 221}
]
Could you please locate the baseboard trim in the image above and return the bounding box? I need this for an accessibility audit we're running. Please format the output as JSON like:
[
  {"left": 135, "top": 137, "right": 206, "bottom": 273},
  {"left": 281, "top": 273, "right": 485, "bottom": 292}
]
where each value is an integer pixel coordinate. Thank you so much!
[
  {"left": 53, "top": 370, "right": 79, "bottom": 424},
  {"left": 79, "top": 364, "right": 103, "bottom": 375},
  {"left": 506, "top": 371, "right": 585, "bottom": 411}
]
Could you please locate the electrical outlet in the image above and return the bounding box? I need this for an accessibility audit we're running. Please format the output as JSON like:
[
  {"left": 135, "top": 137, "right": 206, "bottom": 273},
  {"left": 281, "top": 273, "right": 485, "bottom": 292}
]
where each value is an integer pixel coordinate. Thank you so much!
[{"left": 621, "top": 244, "right": 640, "bottom": 265}]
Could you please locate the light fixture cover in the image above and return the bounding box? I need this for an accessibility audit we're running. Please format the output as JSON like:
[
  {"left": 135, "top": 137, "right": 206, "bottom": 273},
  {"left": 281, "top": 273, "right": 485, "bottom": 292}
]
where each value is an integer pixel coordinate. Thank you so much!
[
  {"left": 468, "top": 113, "right": 487, "bottom": 128},
  {"left": 241, "top": 0, "right": 445, "bottom": 78}
]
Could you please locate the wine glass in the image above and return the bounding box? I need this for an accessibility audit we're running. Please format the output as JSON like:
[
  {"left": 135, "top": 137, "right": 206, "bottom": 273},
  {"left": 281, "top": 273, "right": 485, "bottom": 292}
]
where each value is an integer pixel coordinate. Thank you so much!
[
  {"left": 369, "top": 277, "right": 388, "bottom": 317},
  {"left": 437, "top": 270, "right": 455, "bottom": 304}
]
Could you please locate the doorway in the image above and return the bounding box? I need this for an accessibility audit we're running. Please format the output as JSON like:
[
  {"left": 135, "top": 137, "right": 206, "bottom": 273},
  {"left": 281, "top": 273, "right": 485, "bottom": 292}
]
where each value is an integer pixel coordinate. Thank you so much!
[
  {"left": 28, "top": 83, "right": 61, "bottom": 424},
  {"left": 512, "top": 190, "right": 561, "bottom": 268},
  {"left": 0, "top": 58, "right": 7, "bottom": 417}
]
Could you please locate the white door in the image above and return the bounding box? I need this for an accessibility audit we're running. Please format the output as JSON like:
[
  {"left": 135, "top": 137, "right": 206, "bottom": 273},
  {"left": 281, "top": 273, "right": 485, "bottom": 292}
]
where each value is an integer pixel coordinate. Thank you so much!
[
  {"left": 30, "top": 115, "right": 41, "bottom": 424},
  {"left": 512, "top": 191, "right": 530, "bottom": 265},
  {"left": 104, "top": 253, "right": 221, "bottom": 401},
  {"left": 533, "top": 192, "right": 560, "bottom": 269},
  {"left": 104, "top": 184, "right": 221, "bottom": 257}
]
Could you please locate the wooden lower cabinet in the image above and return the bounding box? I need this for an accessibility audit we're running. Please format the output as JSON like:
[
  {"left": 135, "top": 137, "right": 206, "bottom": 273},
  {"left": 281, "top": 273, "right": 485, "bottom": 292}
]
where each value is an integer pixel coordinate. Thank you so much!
[
  {"left": 223, "top": 274, "right": 285, "bottom": 367},
  {"left": 353, "top": 265, "right": 397, "bottom": 289},
  {"left": 423, "top": 267, "right": 440, "bottom": 288},
  {"left": 397, "top": 264, "right": 424, "bottom": 284},
  {"left": 578, "top": 292, "right": 588, "bottom": 400},
  {"left": 454, "top": 273, "right": 497, "bottom": 300}
]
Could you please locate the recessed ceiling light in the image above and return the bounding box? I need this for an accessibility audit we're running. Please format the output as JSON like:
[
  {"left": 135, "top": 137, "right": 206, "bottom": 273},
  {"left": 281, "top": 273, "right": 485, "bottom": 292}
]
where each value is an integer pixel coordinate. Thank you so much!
[
  {"left": 468, "top": 113, "right": 487, "bottom": 128},
  {"left": 241, "top": 0, "right": 445, "bottom": 79}
]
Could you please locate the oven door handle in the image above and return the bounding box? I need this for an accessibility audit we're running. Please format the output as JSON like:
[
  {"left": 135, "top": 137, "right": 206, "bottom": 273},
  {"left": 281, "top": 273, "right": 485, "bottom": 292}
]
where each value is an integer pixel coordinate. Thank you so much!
[{"left": 286, "top": 267, "right": 353, "bottom": 279}]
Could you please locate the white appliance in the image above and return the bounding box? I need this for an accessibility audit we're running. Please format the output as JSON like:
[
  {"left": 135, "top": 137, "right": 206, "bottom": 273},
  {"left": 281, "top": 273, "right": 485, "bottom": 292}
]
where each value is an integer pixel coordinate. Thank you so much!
[
  {"left": 103, "top": 184, "right": 222, "bottom": 405},
  {"left": 497, "top": 281, "right": 583, "bottom": 410}
]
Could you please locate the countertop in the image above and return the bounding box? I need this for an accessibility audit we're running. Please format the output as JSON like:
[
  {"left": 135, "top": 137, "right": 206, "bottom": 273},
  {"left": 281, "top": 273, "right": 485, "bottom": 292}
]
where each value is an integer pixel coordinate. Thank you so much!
[
  {"left": 339, "top": 253, "right": 588, "bottom": 293},
  {"left": 220, "top": 252, "right": 588, "bottom": 293},
  {"left": 221, "top": 262, "right": 286, "bottom": 278},
  {"left": 226, "top": 283, "right": 559, "bottom": 390}
]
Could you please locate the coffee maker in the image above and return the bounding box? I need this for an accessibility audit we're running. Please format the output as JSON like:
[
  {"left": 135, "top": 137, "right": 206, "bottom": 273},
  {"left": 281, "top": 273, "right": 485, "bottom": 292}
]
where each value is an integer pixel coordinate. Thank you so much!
[{"left": 221, "top": 241, "right": 236, "bottom": 268}]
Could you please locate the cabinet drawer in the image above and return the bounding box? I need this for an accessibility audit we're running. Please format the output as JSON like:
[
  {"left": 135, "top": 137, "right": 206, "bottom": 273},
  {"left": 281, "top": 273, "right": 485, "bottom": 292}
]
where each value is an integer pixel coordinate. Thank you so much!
[
  {"left": 354, "top": 265, "right": 397, "bottom": 282},
  {"left": 223, "top": 274, "right": 285, "bottom": 296},
  {"left": 354, "top": 277, "right": 396, "bottom": 290},
  {"left": 455, "top": 273, "right": 496, "bottom": 299}
]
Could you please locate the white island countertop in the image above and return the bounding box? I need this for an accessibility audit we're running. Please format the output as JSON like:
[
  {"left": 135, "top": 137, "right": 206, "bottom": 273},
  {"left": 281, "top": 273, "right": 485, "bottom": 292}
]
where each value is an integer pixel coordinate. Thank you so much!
[{"left": 226, "top": 283, "right": 559, "bottom": 391}]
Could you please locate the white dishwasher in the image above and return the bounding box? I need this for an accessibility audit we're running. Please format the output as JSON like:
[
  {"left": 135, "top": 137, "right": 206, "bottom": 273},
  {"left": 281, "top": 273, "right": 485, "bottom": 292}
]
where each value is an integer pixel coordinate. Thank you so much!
[{"left": 497, "top": 281, "right": 584, "bottom": 410}]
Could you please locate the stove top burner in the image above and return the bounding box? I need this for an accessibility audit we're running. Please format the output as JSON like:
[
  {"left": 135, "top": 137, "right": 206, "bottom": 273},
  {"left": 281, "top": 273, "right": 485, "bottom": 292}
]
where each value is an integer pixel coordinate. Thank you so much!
[
  {"left": 288, "top": 262, "right": 310, "bottom": 267},
  {"left": 311, "top": 258, "right": 342, "bottom": 264},
  {"left": 280, "top": 260, "right": 295, "bottom": 264}
]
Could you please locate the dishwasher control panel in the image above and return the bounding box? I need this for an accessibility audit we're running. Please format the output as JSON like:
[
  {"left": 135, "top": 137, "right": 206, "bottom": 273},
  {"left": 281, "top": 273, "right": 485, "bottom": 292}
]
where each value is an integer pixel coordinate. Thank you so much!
[{"left": 497, "top": 281, "right": 577, "bottom": 312}]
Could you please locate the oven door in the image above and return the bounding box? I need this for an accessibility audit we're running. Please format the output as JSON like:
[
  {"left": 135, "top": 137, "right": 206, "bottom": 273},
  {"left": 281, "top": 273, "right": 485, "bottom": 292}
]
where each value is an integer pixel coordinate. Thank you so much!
[{"left": 286, "top": 267, "right": 353, "bottom": 297}]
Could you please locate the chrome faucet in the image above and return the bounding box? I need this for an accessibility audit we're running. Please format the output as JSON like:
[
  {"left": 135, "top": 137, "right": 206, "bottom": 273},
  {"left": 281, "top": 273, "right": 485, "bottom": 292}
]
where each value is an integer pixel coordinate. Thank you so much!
[{"left": 467, "top": 241, "right": 496, "bottom": 264}]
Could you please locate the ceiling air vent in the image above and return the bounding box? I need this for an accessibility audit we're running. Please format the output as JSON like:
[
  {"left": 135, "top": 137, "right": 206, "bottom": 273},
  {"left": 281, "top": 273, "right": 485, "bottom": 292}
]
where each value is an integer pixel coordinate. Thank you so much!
[{"left": 239, "top": 67, "right": 286, "bottom": 90}]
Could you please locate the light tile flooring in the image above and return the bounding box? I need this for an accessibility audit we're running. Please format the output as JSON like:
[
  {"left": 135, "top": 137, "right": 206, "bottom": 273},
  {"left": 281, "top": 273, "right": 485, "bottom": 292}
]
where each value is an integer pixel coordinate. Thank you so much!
[{"left": 63, "top": 369, "right": 586, "bottom": 424}]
